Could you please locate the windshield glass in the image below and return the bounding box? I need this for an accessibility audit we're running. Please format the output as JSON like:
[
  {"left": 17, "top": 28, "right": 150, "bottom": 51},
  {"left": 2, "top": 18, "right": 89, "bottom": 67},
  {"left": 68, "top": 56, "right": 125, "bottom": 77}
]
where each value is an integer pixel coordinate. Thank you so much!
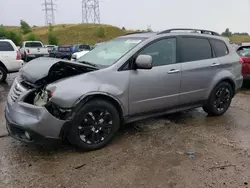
[
  {"left": 78, "top": 38, "right": 144, "bottom": 66},
  {"left": 237, "top": 46, "right": 250, "bottom": 57}
]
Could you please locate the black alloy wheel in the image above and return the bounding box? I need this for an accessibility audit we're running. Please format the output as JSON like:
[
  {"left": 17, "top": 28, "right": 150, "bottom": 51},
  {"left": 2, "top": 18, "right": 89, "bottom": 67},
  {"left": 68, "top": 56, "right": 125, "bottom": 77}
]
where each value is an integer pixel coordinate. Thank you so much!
[
  {"left": 78, "top": 109, "right": 113, "bottom": 145},
  {"left": 68, "top": 99, "right": 120, "bottom": 151},
  {"left": 203, "top": 82, "right": 233, "bottom": 116}
]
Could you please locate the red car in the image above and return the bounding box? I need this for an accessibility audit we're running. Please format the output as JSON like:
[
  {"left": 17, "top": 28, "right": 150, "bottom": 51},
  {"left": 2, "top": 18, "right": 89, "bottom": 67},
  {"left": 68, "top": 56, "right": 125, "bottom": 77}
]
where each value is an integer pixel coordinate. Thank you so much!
[{"left": 237, "top": 45, "right": 250, "bottom": 80}]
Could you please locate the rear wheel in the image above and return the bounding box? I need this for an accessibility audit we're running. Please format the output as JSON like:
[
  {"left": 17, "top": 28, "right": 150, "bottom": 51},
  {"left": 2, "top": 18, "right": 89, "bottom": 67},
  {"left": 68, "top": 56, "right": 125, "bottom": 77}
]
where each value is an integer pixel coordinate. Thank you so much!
[
  {"left": 203, "top": 82, "right": 233, "bottom": 116},
  {"left": 0, "top": 66, "right": 7, "bottom": 83},
  {"left": 68, "top": 99, "right": 120, "bottom": 151}
]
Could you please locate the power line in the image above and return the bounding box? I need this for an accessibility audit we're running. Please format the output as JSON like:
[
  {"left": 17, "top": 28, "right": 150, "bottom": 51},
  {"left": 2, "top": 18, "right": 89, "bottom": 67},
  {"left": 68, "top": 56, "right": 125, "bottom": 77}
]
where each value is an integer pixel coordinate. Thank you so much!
[
  {"left": 42, "top": 0, "right": 56, "bottom": 26},
  {"left": 82, "top": 0, "right": 100, "bottom": 24}
]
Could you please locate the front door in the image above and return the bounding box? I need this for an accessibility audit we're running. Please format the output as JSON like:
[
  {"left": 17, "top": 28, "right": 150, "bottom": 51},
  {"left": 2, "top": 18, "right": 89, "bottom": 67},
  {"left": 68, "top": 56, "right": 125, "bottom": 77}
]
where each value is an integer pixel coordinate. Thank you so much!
[{"left": 128, "top": 37, "right": 181, "bottom": 115}]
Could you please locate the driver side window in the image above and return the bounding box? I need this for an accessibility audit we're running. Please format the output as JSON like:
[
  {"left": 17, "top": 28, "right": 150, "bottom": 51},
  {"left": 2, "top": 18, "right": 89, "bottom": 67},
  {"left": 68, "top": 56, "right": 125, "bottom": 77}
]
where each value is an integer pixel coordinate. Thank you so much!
[{"left": 138, "top": 38, "right": 176, "bottom": 67}]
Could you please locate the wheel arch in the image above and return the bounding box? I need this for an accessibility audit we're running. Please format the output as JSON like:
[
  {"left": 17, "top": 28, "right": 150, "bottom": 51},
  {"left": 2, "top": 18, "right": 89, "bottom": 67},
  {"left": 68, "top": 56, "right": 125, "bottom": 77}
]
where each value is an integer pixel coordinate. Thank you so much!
[
  {"left": 0, "top": 61, "right": 8, "bottom": 72},
  {"left": 207, "top": 77, "right": 236, "bottom": 99},
  {"left": 60, "top": 93, "right": 125, "bottom": 139}
]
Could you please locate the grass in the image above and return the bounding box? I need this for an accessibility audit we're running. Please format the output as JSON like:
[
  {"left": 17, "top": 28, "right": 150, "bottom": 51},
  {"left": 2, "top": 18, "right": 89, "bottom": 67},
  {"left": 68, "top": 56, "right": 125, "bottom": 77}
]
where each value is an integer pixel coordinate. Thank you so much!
[
  {"left": 5, "top": 24, "right": 250, "bottom": 45},
  {"left": 4, "top": 24, "right": 133, "bottom": 45}
]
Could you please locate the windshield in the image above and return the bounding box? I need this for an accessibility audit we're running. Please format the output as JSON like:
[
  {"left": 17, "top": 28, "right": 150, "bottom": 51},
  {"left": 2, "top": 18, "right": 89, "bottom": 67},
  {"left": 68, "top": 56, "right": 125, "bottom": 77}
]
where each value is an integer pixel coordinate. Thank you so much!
[
  {"left": 78, "top": 38, "right": 144, "bottom": 66},
  {"left": 237, "top": 46, "right": 250, "bottom": 57}
]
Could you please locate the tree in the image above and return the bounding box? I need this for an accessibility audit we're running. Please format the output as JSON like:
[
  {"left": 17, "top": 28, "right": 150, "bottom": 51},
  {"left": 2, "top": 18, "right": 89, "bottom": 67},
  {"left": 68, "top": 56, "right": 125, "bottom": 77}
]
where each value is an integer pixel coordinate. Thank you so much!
[
  {"left": 122, "top": 27, "right": 126, "bottom": 30},
  {"left": 147, "top": 25, "right": 152, "bottom": 32},
  {"left": 6, "top": 31, "right": 22, "bottom": 45},
  {"left": 26, "top": 32, "right": 39, "bottom": 41},
  {"left": 48, "top": 25, "right": 58, "bottom": 45},
  {"left": 20, "top": 20, "right": 32, "bottom": 34},
  {"left": 221, "top": 28, "right": 232, "bottom": 37},
  {"left": 0, "top": 25, "right": 6, "bottom": 38}
]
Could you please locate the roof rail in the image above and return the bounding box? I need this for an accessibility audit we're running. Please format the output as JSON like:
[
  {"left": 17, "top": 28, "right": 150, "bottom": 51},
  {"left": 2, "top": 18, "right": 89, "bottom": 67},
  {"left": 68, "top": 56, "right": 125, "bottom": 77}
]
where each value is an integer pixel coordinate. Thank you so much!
[
  {"left": 157, "top": 28, "right": 220, "bottom": 36},
  {"left": 124, "top": 31, "right": 151, "bottom": 36}
]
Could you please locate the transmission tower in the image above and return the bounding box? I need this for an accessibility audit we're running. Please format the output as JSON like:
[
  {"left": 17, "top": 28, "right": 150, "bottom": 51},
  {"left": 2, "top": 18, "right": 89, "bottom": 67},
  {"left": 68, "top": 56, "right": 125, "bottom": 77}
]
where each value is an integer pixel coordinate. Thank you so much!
[
  {"left": 42, "top": 0, "right": 56, "bottom": 26},
  {"left": 82, "top": 0, "right": 100, "bottom": 24}
]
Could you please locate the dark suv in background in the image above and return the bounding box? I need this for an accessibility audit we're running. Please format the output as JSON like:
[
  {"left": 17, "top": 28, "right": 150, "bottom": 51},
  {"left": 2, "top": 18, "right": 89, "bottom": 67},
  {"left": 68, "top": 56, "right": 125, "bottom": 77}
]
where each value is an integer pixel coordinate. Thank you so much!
[{"left": 55, "top": 46, "right": 73, "bottom": 60}]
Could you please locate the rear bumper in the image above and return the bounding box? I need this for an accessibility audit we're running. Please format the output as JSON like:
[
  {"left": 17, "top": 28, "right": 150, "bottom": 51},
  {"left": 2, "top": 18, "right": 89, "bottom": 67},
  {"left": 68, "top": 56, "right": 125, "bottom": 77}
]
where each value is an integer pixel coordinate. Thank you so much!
[{"left": 27, "top": 54, "right": 49, "bottom": 58}]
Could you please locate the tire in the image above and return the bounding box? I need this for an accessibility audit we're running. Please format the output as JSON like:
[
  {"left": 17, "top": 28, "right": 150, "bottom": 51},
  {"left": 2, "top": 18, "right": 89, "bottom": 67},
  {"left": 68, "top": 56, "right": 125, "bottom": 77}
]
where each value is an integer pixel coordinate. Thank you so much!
[
  {"left": 203, "top": 82, "right": 233, "bottom": 116},
  {"left": 24, "top": 53, "right": 28, "bottom": 62},
  {"left": 0, "top": 66, "right": 7, "bottom": 83},
  {"left": 68, "top": 99, "right": 121, "bottom": 151}
]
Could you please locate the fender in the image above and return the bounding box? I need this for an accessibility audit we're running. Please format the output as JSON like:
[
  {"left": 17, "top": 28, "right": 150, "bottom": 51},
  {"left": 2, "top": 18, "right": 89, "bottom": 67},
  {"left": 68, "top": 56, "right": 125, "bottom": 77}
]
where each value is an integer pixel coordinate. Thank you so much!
[
  {"left": 74, "top": 91, "right": 126, "bottom": 116},
  {"left": 206, "top": 70, "right": 235, "bottom": 99}
]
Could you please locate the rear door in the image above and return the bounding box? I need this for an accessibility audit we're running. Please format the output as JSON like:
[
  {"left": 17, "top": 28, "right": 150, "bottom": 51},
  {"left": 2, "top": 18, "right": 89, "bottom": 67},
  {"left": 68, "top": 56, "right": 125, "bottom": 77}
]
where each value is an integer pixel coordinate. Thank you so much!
[
  {"left": 179, "top": 36, "right": 220, "bottom": 105},
  {"left": 0, "top": 41, "right": 19, "bottom": 71}
]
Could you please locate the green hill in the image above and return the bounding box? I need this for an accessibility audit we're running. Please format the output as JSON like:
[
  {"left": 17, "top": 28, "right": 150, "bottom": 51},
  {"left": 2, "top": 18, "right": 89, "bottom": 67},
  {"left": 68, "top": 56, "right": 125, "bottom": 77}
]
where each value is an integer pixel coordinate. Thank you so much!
[
  {"left": 4, "top": 24, "right": 250, "bottom": 45},
  {"left": 4, "top": 24, "right": 133, "bottom": 45}
]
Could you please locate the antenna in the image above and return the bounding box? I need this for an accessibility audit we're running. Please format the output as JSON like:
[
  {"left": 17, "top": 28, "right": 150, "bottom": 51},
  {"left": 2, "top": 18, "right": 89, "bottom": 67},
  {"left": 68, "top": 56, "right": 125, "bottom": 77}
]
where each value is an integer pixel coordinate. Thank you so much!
[
  {"left": 42, "top": 0, "right": 56, "bottom": 26},
  {"left": 82, "top": 0, "right": 100, "bottom": 24}
]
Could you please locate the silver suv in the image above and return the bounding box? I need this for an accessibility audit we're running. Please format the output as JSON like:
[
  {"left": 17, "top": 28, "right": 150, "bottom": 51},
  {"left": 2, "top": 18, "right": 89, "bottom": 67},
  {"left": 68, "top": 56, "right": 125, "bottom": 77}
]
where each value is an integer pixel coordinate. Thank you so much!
[{"left": 5, "top": 28, "right": 243, "bottom": 151}]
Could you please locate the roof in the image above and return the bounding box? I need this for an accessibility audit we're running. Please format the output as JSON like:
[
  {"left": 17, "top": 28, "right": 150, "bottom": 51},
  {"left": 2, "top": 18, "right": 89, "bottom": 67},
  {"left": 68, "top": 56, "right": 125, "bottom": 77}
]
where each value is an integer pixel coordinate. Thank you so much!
[{"left": 119, "top": 28, "right": 224, "bottom": 40}]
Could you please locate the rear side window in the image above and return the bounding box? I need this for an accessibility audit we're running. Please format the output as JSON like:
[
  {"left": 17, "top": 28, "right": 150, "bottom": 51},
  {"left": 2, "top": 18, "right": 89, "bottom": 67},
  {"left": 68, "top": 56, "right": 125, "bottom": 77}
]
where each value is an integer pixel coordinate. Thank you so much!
[
  {"left": 180, "top": 37, "right": 212, "bottom": 62},
  {"left": 210, "top": 39, "right": 229, "bottom": 57},
  {"left": 25, "top": 42, "right": 43, "bottom": 48},
  {"left": 0, "top": 41, "right": 14, "bottom": 51}
]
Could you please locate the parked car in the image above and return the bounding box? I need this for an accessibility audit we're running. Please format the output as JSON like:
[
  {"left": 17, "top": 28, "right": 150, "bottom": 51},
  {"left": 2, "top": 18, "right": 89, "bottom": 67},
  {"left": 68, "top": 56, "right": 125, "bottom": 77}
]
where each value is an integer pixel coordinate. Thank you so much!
[
  {"left": 49, "top": 46, "right": 58, "bottom": 58},
  {"left": 0, "top": 39, "right": 24, "bottom": 82},
  {"left": 19, "top": 41, "right": 49, "bottom": 62},
  {"left": 55, "top": 46, "right": 73, "bottom": 60},
  {"left": 45, "top": 45, "right": 57, "bottom": 53},
  {"left": 71, "top": 50, "right": 90, "bottom": 61},
  {"left": 5, "top": 28, "right": 243, "bottom": 151},
  {"left": 236, "top": 45, "right": 250, "bottom": 80},
  {"left": 71, "top": 44, "right": 91, "bottom": 53}
]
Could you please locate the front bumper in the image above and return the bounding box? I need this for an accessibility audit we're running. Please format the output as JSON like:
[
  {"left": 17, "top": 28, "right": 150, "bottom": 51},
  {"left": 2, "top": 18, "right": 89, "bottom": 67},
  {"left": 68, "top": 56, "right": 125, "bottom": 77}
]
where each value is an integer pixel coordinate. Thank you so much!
[{"left": 5, "top": 81, "right": 67, "bottom": 143}]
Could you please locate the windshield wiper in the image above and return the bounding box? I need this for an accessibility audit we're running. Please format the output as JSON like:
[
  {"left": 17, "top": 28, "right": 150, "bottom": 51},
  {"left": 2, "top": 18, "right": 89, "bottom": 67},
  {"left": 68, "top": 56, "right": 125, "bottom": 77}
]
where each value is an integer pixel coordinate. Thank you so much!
[{"left": 79, "top": 61, "right": 99, "bottom": 68}]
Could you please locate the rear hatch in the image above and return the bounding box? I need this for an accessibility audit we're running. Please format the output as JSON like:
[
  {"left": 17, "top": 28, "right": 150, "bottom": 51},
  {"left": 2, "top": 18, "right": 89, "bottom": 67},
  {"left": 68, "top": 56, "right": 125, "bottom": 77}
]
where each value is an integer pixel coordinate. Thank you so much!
[
  {"left": 237, "top": 46, "right": 250, "bottom": 75},
  {"left": 57, "top": 46, "right": 72, "bottom": 57},
  {"left": 25, "top": 42, "right": 49, "bottom": 55}
]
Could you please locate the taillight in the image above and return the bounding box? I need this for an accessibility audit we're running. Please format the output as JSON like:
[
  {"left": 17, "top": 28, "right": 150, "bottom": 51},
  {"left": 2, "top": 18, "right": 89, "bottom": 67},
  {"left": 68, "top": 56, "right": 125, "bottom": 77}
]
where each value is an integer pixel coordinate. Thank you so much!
[
  {"left": 240, "top": 57, "right": 244, "bottom": 65},
  {"left": 16, "top": 50, "right": 21, "bottom": 60},
  {"left": 27, "top": 49, "right": 30, "bottom": 54}
]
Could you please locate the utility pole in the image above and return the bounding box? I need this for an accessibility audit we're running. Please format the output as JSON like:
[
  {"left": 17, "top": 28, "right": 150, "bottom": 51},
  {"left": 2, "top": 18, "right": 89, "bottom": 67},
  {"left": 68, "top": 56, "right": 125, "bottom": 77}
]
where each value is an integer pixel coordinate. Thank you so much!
[
  {"left": 82, "top": 0, "right": 100, "bottom": 24},
  {"left": 42, "top": 0, "right": 56, "bottom": 26}
]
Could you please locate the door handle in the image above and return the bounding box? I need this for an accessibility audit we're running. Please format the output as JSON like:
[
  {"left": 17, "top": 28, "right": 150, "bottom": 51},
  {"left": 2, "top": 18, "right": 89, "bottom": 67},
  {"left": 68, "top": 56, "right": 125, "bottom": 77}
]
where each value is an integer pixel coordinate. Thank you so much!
[
  {"left": 168, "top": 69, "right": 180, "bottom": 74},
  {"left": 210, "top": 63, "right": 220, "bottom": 67}
]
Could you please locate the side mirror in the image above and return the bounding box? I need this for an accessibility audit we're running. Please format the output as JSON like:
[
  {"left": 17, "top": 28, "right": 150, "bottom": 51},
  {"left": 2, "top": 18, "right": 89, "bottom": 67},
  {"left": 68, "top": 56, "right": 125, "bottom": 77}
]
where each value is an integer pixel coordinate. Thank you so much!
[{"left": 135, "top": 55, "right": 153, "bottom": 69}]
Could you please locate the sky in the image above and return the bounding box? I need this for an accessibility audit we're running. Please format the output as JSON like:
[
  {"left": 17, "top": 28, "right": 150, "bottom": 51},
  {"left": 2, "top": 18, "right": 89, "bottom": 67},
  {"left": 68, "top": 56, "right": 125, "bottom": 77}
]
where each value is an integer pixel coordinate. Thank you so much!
[{"left": 0, "top": 0, "right": 250, "bottom": 34}]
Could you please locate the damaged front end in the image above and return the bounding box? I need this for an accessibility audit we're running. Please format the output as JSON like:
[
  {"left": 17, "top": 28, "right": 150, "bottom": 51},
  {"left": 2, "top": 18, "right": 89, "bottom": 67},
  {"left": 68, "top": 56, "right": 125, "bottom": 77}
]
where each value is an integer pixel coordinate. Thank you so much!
[
  {"left": 5, "top": 58, "right": 98, "bottom": 142},
  {"left": 21, "top": 58, "right": 98, "bottom": 119}
]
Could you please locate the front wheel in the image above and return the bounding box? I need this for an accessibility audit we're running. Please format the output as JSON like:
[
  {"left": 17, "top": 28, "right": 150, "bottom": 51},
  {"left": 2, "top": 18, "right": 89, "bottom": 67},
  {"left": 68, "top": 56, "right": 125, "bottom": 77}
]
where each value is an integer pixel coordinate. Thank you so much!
[
  {"left": 203, "top": 82, "right": 233, "bottom": 116},
  {"left": 68, "top": 99, "right": 121, "bottom": 151}
]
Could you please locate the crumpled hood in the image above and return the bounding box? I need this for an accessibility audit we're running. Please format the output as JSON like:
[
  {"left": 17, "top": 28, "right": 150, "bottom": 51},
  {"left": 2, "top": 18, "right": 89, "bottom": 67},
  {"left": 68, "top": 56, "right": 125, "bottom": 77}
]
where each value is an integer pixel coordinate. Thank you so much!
[{"left": 20, "top": 57, "right": 95, "bottom": 84}]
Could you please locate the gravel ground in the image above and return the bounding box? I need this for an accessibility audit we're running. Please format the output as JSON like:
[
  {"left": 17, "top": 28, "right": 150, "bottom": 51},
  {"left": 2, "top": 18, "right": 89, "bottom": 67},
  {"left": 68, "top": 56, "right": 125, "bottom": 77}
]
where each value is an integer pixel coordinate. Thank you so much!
[{"left": 0, "top": 74, "right": 250, "bottom": 188}]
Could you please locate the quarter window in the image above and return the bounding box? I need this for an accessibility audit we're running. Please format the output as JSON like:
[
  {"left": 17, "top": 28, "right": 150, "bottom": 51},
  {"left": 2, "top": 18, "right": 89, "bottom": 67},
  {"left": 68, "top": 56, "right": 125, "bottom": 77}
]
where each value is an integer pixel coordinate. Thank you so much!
[
  {"left": 180, "top": 37, "right": 212, "bottom": 62},
  {"left": 210, "top": 39, "right": 229, "bottom": 57},
  {"left": 138, "top": 38, "right": 176, "bottom": 67}
]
